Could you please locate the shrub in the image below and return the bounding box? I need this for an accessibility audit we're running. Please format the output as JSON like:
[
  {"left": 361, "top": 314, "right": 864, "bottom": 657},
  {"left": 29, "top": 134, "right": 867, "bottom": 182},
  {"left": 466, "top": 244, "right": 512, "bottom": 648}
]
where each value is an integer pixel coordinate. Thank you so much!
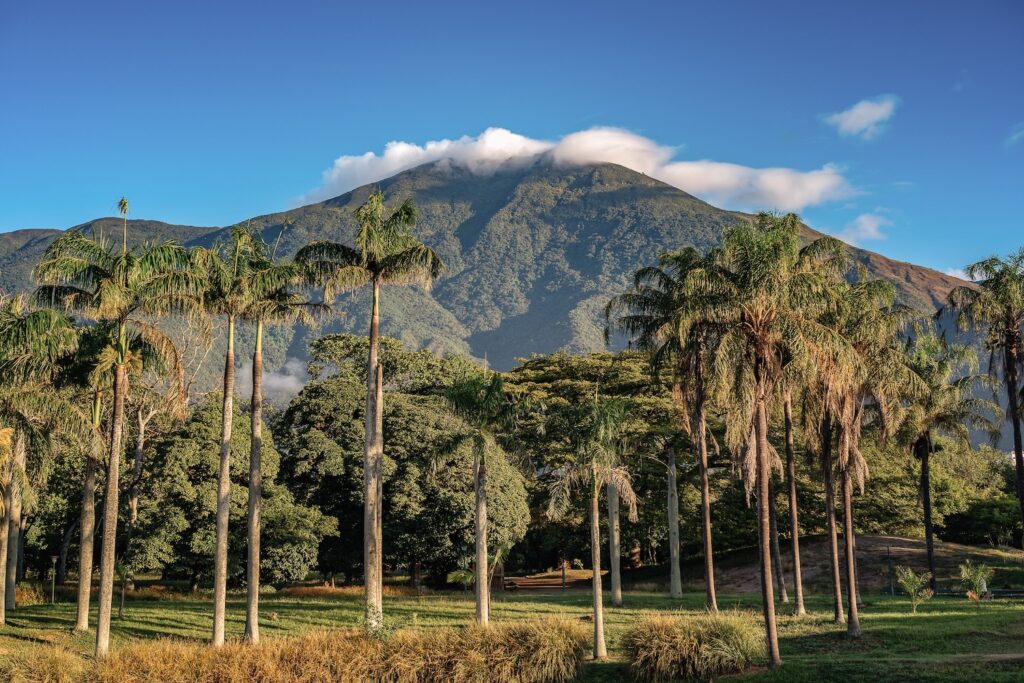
[
  {"left": 625, "top": 612, "right": 765, "bottom": 682},
  {"left": 959, "top": 560, "right": 995, "bottom": 605},
  {"left": 894, "top": 566, "right": 933, "bottom": 613},
  {"left": 15, "top": 582, "right": 47, "bottom": 606},
  {"left": 0, "top": 646, "right": 88, "bottom": 683}
]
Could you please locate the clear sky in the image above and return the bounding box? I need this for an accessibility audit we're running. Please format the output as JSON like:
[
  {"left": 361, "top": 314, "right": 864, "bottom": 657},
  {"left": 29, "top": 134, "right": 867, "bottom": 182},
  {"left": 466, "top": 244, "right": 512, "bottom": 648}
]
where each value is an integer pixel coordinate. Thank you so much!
[{"left": 1, "top": 0, "right": 1021, "bottom": 277}]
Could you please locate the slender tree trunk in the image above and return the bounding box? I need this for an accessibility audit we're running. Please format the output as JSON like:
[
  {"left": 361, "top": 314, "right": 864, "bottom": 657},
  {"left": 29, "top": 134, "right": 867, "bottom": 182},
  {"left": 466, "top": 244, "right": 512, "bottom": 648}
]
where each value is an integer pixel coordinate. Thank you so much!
[
  {"left": 755, "top": 398, "right": 781, "bottom": 668},
  {"left": 15, "top": 517, "right": 26, "bottom": 583},
  {"left": 364, "top": 280, "right": 385, "bottom": 631},
  {"left": 474, "top": 444, "right": 489, "bottom": 625},
  {"left": 841, "top": 468, "right": 861, "bottom": 637},
  {"left": 95, "top": 361, "right": 128, "bottom": 658},
  {"left": 821, "top": 417, "right": 845, "bottom": 624},
  {"left": 916, "top": 434, "right": 938, "bottom": 594},
  {"left": 768, "top": 478, "right": 789, "bottom": 603},
  {"left": 607, "top": 482, "right": 622, "bottom": 607},
  {"left": 245, "top": 319, "right": 264, "bottom": 643},
  {"left": 5, "top": 436, "right": 25, "bottom": 610},
  {"left": 1003, "top": 343, "right": 1024, "bottom": 544},
  {"left": 695, "top": 389, "right": 718, "bottom": 612},
  {"left": 212, "top": 316, "right": 235, "bottom": 647},
  {"left": 589, "top": 478, "right": 607, "bottom": 660},
  {"left": 666, "top": 449, "right": 682, "bottom": 599},
  {"left": 76, "top": 391, "right": 102, "bottom": 631},
  {"left": 783, "top": 393, "right": 805, "bottom": 615},
  {"left": 0, "top": 453, "right": 10, "bottom": 624},
  {"left": 57, "top": 520, "right": 75, "bottom": 585},
  {"left": 119, "top": 407, "right": 150, "bottom": 619}
]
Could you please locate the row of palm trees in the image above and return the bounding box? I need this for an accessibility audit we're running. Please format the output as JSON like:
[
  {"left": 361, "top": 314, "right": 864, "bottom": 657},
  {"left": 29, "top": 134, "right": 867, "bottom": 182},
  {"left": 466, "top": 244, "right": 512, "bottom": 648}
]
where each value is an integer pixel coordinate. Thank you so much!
[{"left": 605, "top": 214, "right": 1021, "bottom": 668}]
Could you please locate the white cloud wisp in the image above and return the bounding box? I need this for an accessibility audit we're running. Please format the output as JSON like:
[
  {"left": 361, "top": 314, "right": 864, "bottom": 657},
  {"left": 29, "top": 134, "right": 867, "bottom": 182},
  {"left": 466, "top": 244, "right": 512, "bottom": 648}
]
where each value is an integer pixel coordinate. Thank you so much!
[{"left": 824, "top": 95, "right": 900, "bottom": 140}]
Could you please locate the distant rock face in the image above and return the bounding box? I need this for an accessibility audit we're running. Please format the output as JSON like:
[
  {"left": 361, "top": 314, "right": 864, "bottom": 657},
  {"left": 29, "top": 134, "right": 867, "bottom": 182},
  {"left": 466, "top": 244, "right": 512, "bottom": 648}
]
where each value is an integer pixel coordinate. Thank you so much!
[{"left": 0, "top": 160, "right": 966, "bottom": 372}]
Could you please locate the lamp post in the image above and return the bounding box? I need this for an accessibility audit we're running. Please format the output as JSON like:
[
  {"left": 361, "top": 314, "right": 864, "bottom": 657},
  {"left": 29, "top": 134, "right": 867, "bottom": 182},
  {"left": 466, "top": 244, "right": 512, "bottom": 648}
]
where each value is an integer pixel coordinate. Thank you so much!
[{"left": 50, "top": 555, "right": 58, "bottom": 604}]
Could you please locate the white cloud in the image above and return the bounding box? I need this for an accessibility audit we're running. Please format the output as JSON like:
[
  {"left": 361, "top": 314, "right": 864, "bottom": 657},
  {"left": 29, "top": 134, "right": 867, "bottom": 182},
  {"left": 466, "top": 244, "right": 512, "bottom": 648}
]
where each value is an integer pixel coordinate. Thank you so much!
[
  {"left": 1005, "top": 122, "right": 1024, "bottom": 148},
  {"left": 943, "top": 267, "right": 982, "bottom": 282},
  {"left": 299, "top": 127, "right": 853, "bottom": 212},
  {"left": 824, "top": 95, "right": 900, "bottom": 140},
  {"left": 235, "top": 357, "right": 308, "bottom": 405},
  {"left": 829, "top": 213, "right": 891, "bottom": 246}
]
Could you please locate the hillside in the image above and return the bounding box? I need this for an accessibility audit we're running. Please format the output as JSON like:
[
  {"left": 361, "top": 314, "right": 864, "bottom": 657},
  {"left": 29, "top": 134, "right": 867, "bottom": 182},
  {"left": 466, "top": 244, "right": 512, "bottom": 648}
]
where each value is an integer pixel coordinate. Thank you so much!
[{"left": 0, "top": 161, "right": 968, "bottom": 374}]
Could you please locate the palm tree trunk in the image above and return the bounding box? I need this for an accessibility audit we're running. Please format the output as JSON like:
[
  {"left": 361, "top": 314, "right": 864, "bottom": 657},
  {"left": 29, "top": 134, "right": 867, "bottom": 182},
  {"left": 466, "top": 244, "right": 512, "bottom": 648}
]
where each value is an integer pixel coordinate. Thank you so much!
[
  {"left": 212, "top": 316, "right": 235, "bottom": 647},
  {"left": 0, "top": 454, "right": 10, "bottom": 624},
  {"left": 821, "top": 417, "right": 845, "bottom": 624},
  {"left": 245, "top": 319, "right": 264, "bottom": 643},
  {"left": 95, "top": 360, "right": 128, "bottom": 658},
  {"left": 841, "top": 468, "right": 861, "bottom": 637},
  {"left": 75, "top": 391, "right": 102, "bottom": 631},
  {"left": 768, "top": 478, "right": 789, "bottom": 603},
  {"left": 364, "top": 280, "right": 384, "bottom": 631},
  {"left": 1003, "top": 344, "right": 1024, "bottom": 544},
  {"left": 589, "top": 478, "right": 607, "bottom": 660},
  {"left": 783, "top": 394, "right": 805, "bottom": 615},
  {"left": 606, "top": 482, "right": 622, "bottom": 607},
  {"left": 696, "top": 394, "right": 718, "bottom": 612},
  {"left": 755, "top": 398, "right": 781, "bottom": 668},
  {"left": 916, "top": 434, "right": 938, "bottom": 593},
  {"left": 119, "top": 407, "right": 149, "bottom": 619},
  {"left": 5, "top": 436, "right": 25, "bottom": 610},
  {"left": 666, "top": 448, "right": 683, "bottom": 599},
  {"left": 474, "top": 444, "right": 489, "bottom": 625}
]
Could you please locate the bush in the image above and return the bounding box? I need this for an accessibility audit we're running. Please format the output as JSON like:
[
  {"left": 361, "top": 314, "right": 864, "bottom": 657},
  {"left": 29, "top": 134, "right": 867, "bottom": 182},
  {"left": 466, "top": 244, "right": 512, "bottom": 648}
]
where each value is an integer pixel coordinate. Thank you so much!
[
  {"left": 959, "top": 560, "right": 995, "bottom": 605},
  {"left": 15, "top": 582, "right": 47, "bottom": 606},
  {"left": 13, "top": 618, "right": 587, "bottom": 683},
  {"left": 894, "top": 566, "right": 933, "bottom": 613},
  {"left": 625, "top": 612, "right": 765, "bottom": 682}
]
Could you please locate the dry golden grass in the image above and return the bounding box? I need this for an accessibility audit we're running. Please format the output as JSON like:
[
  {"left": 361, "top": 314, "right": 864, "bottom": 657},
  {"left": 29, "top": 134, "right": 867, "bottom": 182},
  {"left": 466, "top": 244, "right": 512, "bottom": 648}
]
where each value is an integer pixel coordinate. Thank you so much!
[
  {"left": 624, "top": 612, "right": 765, "bottom": 682},
  {"left": 2, "top": 618, "right": 586, "bottom": 683}
]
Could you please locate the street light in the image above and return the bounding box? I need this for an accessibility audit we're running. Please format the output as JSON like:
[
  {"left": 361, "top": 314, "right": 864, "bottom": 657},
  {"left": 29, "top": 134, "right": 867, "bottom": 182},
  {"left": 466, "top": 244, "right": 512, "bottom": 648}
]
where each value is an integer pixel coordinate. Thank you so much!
[{"left": 50, "top": 555, "right": 58, "bottom": 604}]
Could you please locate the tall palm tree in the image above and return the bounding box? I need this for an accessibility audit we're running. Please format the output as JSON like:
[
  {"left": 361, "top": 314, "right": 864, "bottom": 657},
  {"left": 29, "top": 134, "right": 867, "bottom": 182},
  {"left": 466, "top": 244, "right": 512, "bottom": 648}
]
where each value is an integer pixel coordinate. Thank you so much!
[
  {"left": 946, "top": 251, "right": 1024, "bottom": 536},
  {"left": 34, "top": 226, "right": 203, "bottom": 657},
  {"left": 446, "top": 372, "right": 516, "bottom": 625},
  {"left": 710, "top": 213, "right": 846, "bottom": 667},
  {"left": 899, "top": 331, "right": 998, "bottom": 592},
  {"left": 239, "top": 229, "right": 320, "bottom": 643},
  {"left": 780, "top": 385, "right": 806, "bottom": 615},
  {"left": 547, "top": 397, "right": 638, "bottom": 661},
  {"left": 194, "top": 225, "right": 261, "bottom": 647},
  {"left": 297, "top": 192, "right": 443, "bottom": 631},
  {"left": 606, "top": 247, "right": 726, "bottom": 610}
]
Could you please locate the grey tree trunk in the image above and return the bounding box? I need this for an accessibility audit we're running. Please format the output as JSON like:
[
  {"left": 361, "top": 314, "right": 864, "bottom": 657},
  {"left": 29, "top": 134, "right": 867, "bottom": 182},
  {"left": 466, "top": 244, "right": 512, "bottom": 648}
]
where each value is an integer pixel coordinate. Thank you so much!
[
  {"left": 5, "top": 436, "right": 25, "bottom": 610},
  {"left": 589, "top": 479, "right": 607, "bottom": 660},
  {"left": 783, "top": 393, "right": 806, "bottom": 615},
  {"left": 821, "top": 418, "right": 845, "bottom": 624},
  {"left": 666, "top": 449, "right": 682, "bottom": 599},
  {"left": 119, "top": 407, "right": 151, "bottom": 618},
  {"left": 95, "top": 361, "right": 128, "bottom": 658},
  {"left": 212, "top": 316, "right": 235, "bottom": 647},
  {"left": 841, "top": 468, "right": 862, "bottom": 637},
  {"left": 1004, "top": 341, "right": 1024, "bottom": 541},
  {"left": 474, "top": 444, "right": 489, "bottom": 625},
  {"left": 916, "top": 433, "right": 938, "bottom": 593},
  {"left": 768, "top": 478, "right": 789, "bottom": 603},
  {"left": 245, "top": 319, "right": 264, "bottom": 642},
  {"left": 57, "top": 520, "right": 75, "bottom": 585},
  {"left": 76, "top": 391, "right": 102, "bottom": 631},
  {"left": 607, "top": 483, "right": 622, "bottom": 607},
  {"left": 695, "top": 398, "right": 718, "bottom": 612},
  {"left": 364, "top": 280, "right": 384, "bottom": 631},
  {"left": 0, "top": 453, "right": 10, "bottom": 624},
  {"left": 755, "top": 399, "right": 781, "bottom": 668}
]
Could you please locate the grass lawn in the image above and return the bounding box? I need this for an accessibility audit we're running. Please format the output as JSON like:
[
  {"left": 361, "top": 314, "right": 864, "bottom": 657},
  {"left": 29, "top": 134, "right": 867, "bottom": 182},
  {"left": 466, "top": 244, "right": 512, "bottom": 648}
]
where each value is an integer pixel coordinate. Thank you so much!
[{"left": 1, "top": 589, "right": 1023, "bottom": 681}]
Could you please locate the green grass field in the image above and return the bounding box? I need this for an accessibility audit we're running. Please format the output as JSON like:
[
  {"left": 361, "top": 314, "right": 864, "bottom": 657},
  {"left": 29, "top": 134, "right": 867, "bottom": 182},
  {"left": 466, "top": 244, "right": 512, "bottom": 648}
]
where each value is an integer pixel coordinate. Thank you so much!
[{"left": 2, "top": 588, "right": 1023, "bottom": 682}]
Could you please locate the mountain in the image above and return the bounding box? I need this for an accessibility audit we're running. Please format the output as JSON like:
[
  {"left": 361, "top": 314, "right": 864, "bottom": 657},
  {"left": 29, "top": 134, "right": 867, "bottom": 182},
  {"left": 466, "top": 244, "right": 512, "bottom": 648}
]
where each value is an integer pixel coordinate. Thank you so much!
[{"left": 0, "top": 160, "right": 967, "bottom": 373}]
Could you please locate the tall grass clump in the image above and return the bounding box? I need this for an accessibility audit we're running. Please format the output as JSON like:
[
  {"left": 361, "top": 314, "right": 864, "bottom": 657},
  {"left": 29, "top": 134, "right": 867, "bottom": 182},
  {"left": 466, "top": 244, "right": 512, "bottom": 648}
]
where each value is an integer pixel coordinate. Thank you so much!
[
  {"left": 84, "top": 617, "right": 585, "bottom": 683},
  {"left": 624, "top": 612, "right": 765, "bottom": 682},
  {"left": 1, "top": 646, "right": 89, "bottom": 683}
]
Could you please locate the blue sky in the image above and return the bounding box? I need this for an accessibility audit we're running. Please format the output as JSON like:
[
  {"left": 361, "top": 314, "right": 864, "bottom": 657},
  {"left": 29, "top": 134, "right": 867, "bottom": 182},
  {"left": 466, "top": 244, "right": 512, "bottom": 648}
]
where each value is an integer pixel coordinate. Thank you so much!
[{"left": 1, "top": 0, "right": 1021, "bottom": 277}]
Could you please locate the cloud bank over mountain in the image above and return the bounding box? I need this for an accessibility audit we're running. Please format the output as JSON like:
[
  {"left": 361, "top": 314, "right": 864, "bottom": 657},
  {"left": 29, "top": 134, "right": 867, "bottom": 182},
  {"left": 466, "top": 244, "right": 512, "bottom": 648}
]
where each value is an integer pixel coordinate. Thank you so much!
[{"left": 300, "top": 127, "right": 853, "bottom": 212}]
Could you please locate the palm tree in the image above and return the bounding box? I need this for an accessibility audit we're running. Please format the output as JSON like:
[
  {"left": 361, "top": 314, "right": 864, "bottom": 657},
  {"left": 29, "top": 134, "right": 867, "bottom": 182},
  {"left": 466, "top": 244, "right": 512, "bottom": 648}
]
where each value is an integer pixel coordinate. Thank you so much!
[
  {"left": 0, "top": 294, "right": 80, "bottom": 623},
  {"left": 946, "top": 251, "right": 1024, "bottom": 536},
  {"left": 34, "top": 226, "right": 203, "bottom": 657},
  {"left": 239, "top": 228, "right": 320, "bottom": 643},
  {"left": 780, "top": 385, "right": 806, "bottom": 615},
  {"left": 547, "top": 397, "right": 638, "bottom": 661},
  {"left": 446, "top": 372, "right": 516, "bottom": 625},
  {"left": 193, "top": 225, "right": 262, "bottom": 647},
  {"left": 297, "top": 192, "right": 442, "bottom": 631},
  {"left": 710, "top": 213, "right": 846, "bottom": 667},
  {"left": 899, "top": 331, "right": 998, "bottom": 592},
  {"left": 606, "top": 247, "right": 726, "bottom": 610}
]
